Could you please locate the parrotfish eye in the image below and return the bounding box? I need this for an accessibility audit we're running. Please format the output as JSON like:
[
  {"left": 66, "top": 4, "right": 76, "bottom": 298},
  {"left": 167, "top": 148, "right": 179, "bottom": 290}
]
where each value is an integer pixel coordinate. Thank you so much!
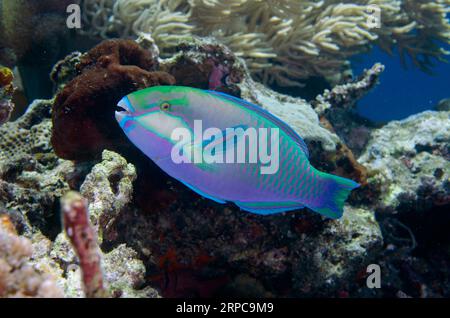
[{"left": 160, "top": 102, "right": 171, "bottom": 111}]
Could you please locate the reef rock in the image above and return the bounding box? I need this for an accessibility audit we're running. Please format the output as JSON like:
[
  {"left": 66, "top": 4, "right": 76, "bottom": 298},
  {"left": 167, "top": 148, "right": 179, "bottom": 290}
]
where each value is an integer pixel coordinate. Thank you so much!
[
  {"left": 0, "top": 99, "right": 73, "bottom": 238},
  {"left": 80, "top": 150, "right": 137, "bottom": 238},
  {"left": 0, "top": 215, "right": 63, "bottom": 298},
  {"left": 359, "top": 110, "right": 449, "bottom": 212},
  {"left": 357, "top": 110, "right": 450, "bottom": 297}
]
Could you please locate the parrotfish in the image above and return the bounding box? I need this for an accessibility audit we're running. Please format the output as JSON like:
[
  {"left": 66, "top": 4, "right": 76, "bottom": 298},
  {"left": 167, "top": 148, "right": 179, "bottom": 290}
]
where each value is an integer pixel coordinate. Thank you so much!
[{"left": 115, "top": 86, "right": 359, "bottom": 218}]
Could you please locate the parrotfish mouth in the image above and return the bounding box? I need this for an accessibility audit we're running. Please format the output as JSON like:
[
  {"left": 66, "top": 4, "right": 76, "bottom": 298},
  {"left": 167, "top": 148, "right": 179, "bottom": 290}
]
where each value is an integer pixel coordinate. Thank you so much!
[{"left": 115, "top": 97, "right": 133, "bottom": 124}]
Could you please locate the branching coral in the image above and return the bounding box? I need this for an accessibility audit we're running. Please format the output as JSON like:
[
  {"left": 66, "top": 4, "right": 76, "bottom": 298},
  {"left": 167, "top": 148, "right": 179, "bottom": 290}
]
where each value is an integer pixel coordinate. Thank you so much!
[
  {"left": 81, "top": 0, "right": 450, "bottom": 86},
  {"left": 313, "top": 63, "right": 385, "bottom": 115}
]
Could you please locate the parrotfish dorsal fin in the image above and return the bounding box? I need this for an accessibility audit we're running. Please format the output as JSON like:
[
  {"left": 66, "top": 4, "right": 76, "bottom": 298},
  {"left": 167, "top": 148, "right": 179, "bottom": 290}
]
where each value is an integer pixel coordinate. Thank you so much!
[{"left": 207, "top": 90, "right": 310, "bottom": 158}]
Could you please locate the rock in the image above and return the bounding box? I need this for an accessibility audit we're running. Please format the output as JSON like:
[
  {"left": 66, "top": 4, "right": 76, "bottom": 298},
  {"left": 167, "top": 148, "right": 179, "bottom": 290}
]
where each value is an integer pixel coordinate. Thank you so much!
[
  {"left": 0, "top": 215, "right": 63, "bottom": 298},
  {"left": 359, "top": 110, "right": 449, "bottom": 211},
  {"left": 291, "top": 206, "right": 383, "bottom": 295},
  {"left": 0, "top": 99, "right": 73, "bottom": 238},
  {"left": 80, "top": 150, "right": 137, "bottom": 239}
]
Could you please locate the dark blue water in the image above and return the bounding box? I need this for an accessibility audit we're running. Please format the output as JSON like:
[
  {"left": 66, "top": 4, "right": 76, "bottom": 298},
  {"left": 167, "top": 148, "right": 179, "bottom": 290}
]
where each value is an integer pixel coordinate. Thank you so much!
[{"left": 353, "top": 45, "right": 450, "bottom": 123}]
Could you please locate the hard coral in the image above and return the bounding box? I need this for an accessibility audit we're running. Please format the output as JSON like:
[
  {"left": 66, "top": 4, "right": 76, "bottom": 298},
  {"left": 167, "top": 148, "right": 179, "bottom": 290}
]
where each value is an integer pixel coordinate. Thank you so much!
[{"left": 51, "top": 39, "right": 175, "bottom": 161}]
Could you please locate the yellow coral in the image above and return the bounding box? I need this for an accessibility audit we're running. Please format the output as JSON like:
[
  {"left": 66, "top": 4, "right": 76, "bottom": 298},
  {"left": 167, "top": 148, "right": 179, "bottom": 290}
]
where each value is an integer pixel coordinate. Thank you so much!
[{"left": 82, "top": 0, "right": 450, "bottom": 86}]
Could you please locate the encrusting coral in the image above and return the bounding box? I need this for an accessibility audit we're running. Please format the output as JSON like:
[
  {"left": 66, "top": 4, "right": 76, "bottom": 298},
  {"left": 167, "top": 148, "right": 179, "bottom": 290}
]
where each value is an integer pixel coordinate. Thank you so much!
[
  {"left": 357, "top": 110, "right": 450, "bottom": 297},
  {"left": 81, "top": 0, "right": 450, "bottom": 86}
]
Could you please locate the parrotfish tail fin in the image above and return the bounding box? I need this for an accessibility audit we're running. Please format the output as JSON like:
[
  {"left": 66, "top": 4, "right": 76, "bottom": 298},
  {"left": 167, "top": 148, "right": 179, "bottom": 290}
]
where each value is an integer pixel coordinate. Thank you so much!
[{"left": 310, "top": 172, "right": 360, "bottom": 219}]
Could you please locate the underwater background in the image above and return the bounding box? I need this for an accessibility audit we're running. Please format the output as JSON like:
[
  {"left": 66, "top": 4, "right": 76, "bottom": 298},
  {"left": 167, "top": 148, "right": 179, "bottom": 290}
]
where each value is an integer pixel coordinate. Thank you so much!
[{"left": 0, "top": 0, "right": 449, "bottom": 298}]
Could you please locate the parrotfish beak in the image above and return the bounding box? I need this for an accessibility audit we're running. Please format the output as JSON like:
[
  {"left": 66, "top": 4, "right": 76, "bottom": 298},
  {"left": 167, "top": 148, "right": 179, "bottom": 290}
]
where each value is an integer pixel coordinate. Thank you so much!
[{"left": 115, "top": 97, "right": 133, "bottom": 125}]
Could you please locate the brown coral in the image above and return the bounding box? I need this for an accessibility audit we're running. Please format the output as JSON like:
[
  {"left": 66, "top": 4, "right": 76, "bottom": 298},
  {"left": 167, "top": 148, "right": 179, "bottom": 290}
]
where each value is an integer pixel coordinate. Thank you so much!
[{"left": 51, "top": 39, "right": 175, "bottom": 161}]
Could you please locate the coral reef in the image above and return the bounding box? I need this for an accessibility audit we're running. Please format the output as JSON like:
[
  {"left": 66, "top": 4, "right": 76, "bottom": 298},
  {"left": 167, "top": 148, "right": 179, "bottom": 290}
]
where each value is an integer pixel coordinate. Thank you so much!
[
  {"left": 359, "top": 110, "right": 449, "bottom": 212},
  {"left": 0, "top": 99, "right": 74, "bottom": 238},
  {"left": 51, "top": 37, "right": 364, "bottom": 178},
  {"left": 101, "top": 166, "right": 382, "bottom": 297},
  {"left": 357, "top": 110, "right": 450, "bottom": 297},
  {"left": 160, "top": 37, "right": 246, "bottom": 95},
  {"left": 6, "top": 30, "right": 449, "bottom": 298},
  {"left": 0, "top": 100, "right": 158, "bottom": 297},
  {"left": 0, "top": 215, "right": 63, "bottom": 298},
  {"left": 82, "top": 0, "right": 450, "bottom": 86},
  {"left": 45, "top": 37, "right": 386, "bottom": 297}
]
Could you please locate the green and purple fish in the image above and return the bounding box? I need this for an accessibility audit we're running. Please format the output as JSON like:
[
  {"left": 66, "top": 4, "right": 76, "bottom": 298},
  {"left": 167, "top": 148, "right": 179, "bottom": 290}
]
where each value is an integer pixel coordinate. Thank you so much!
[{"left": 115, "top": 86, "right": 359, "bottom": 218}]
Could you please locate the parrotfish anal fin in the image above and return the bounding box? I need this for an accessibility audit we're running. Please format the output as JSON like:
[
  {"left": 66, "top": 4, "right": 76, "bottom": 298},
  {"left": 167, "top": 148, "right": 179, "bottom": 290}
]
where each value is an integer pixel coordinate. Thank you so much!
[
  {"left": 178, "top": 179, "right": 227, "bottom": 204},
  {"left": 234, "top": 200, "right": 305, "bottom": 215},
  {"left": 208, "top": 90, "right": 310, "bottom": 158}
]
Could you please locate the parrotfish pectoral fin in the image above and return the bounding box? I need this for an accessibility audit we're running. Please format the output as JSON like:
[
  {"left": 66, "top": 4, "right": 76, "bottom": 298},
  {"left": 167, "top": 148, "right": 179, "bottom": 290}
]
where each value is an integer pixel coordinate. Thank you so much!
[
  {"left": 235, "top": 201, "right": 305, "bottom": 215},
  {"left": 310, "top": 172, "right": 360, "bottom": 219}
]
